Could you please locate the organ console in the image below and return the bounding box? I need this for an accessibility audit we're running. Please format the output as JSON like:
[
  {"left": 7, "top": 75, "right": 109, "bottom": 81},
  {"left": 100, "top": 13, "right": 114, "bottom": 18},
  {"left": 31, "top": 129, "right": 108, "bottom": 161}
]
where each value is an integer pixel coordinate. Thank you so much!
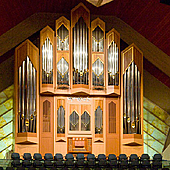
[{"left": 14, "top": 3, "right": 143, "bottom": 156}]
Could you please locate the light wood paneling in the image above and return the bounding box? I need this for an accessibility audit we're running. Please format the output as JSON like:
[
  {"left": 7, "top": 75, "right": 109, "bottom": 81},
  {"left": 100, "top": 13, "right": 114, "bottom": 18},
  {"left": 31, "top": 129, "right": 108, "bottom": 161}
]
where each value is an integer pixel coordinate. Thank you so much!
[
  {"left": 39, "top": 96, "right": 54, "bottom": 155},
  {"left": 106, "top": 28, "right": 120, "bottom": 95},
  {"left": 14, "top": 39, "right": 39, "bottom": 147},
  {"left": 106, "top": 98, "right": 120, "bottom": 156},
  {"left": 40, "top": 26, "right": 54, "bottom": 93}
]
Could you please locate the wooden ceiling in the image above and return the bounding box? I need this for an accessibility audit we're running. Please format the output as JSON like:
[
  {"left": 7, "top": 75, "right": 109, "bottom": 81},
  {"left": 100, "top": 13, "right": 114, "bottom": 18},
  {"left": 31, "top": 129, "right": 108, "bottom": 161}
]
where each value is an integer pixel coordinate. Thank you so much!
[{"left": 0, "top": 0, "right": 170, "bottom": 56}]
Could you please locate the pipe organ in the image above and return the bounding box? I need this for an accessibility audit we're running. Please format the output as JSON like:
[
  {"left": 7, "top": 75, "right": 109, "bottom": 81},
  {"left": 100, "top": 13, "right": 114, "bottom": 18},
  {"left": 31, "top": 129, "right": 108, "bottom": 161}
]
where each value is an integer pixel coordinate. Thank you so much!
[{"left": 14, "top": 3, "right": 143, "bottom": 157}]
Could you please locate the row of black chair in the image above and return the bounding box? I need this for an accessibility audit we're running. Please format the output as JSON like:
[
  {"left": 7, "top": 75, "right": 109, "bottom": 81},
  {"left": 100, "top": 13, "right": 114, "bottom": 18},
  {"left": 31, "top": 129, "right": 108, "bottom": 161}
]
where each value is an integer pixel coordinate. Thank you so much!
[{"left": 11, "top": 152, "right": 163, "bottom": 169}]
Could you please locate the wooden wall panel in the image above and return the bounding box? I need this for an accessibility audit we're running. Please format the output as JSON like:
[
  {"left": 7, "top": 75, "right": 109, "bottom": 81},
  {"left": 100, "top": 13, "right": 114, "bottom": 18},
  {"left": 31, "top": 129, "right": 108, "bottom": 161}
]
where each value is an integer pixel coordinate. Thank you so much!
[
  {"left": 106, "top": 98, "right": 120, "bottom": 156},
  {"left": 15, "top": 144, "right": 38, "bottom": 157},
  {"left": 39, "top": 96, "right": 54, "bottom": 155}
]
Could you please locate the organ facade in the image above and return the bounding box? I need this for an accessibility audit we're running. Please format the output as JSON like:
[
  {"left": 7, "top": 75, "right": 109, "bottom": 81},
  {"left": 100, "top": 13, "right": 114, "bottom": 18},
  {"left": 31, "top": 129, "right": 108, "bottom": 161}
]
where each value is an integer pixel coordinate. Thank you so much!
[{"left": 14, "top": 3, "right": 143, "bottom": 156}]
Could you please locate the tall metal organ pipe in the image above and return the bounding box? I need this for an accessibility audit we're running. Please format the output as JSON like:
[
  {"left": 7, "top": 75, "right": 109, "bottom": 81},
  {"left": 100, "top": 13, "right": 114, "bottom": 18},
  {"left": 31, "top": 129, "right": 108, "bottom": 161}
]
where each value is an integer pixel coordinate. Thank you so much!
[
  {"left": 108, "top": 41, "right": 119, "bottom": 86},
  {"left": 42, "top": 38, "right": 53, "bottom": 84},
  {"left": 123, "top": 61, "right": 141, "bottom": 134},
  {"left": 73, "top": 17, "right": 88, "bottom": 85},
  {"left": 18, "top": 57, "right": 37, "bottom": 133}
]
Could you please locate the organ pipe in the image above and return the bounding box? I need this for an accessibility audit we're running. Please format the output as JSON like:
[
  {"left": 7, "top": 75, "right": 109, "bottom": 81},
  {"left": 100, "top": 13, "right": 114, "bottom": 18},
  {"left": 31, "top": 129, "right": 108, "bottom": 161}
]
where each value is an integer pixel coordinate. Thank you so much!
[
  {"left": 123, "top": 61, "right": 141, "bottom": 134},
  {"left": 73, "top": 17, "right": 89, "bottom": 85},
  {"left": 42, "top": 37, "right": 53, "bottom": 84},
  {"left": 57, "top": 25, "right": 69, "bottom": 51},
  {"left": 108, "top": 41, "right": 119, "bottom": 86},
  {"left": 92, "top": 24, "right": 104, "bottom": 88},
  {"left": 18, "top": 57, "right": 37, "bottom": 133}
]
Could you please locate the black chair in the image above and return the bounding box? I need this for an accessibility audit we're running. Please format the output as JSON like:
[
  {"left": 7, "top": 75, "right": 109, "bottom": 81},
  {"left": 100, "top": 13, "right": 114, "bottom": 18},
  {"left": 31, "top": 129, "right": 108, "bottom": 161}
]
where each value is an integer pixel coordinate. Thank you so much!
[
  {"left": 152, "top": 154, "right": 162, "bottom": 169},
  {"left": 108, "top": 154, "right": 117, "bottom": 168},
  {"left": 129, "top": 154, "right": 139, "bottom": 168},
  {"left": 39, "top": 167, "right": 47, "bottom": 170},
  {"left": 17, "top": 167, "right": 25, "bottom": 170},
  {"left": 97, "top": 154, "right": 107, "bottom": 168},
  {"left": 76, "top": 154, "right": 86, "bottom": 168},
  {"left": 119, "top": 154, "right": 128, "bottom": 169},
  {"left": 54, "top": 153, "right": 64, "bottom": 168},
  {"left": 11, "top": 152, "right": 21, "bottom": 167},
  {"left": 0, "top": 167, "right": 3, "bottom": 170},
  {"left": 65, "top": 153, "right": 75, "bottom": 168},
  {"left": 140, "top": 154, "right": 151, "bottom": 168},
  {"left": 22, "top": 153, "right": 32, "bottom": 167},
  {"left": 28, "top": 167, "right": 36, "bottom": 170},
  {"left": 33, "top": 153, "right": 43, "bottom": 168},
  {"left": 44, "top": 153, "right": 54, "bottom": 168},
  {"left": 6, "top": 168, "right": 14, "bottom": 170},
  {"left": 87, "top": 154, "right": 96, "bottom": 168}
]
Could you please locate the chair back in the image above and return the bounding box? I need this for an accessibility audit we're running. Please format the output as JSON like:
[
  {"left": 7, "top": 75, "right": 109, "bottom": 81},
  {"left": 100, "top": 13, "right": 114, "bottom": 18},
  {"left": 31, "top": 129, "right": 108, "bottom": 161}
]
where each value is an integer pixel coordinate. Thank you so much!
[
  {"left": 23, "top": 153, "right": 32, "bottom": 160},
  {"left": 65, "top": 153, "right": 74, "bottom": 160},
  {"left": 108, "top": 154, "right": 117, "bottom": 160},
  {"left": 11, "top": 153, "right": 20, "bottom": 160},
  {"left": 54, "top": 153, "right": 63, "bottom": 160},
  {"left": 98, "top": 154, "right": 106, "bottom": 160},
  {"left": 33, "top": 153, "right": 42, "bottom": 160},
  {"left": 76, "top": 154, "right": 85, "bottom": 160},
  {"left": 44, "top": 153, "right": 53, "bottom": 160}
]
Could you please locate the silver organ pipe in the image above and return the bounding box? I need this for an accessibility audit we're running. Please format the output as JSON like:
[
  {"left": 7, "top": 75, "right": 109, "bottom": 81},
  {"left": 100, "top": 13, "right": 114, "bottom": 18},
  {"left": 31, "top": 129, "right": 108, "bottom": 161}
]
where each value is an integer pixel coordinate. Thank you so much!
[
  {"left": 26, "top": 57, "right": 29, "bottom": 132},
  {"left": 123, "top": 61, "right": 141, "bottom": 134},
  {"left": 57, "top": 106, "right": 65, "bottom": 133},
  {"left": 137, "top": 69, "right": 141, "bottom": 134},
  {"left": 57, "top": 25, "right": 69, "bottom": 87},
  {"left": 42, "top": 37, "right": 53, "bottom": 84},
  {"left": 131, "top": 61, "right": 135, "bottom": 133},
  {"left": 95, "top": 106, "right": 103, "bottom": 134},
  {"left": 135, "top": 65, "right": 138, "bottom": 133},
  {"left": 108, "top": 41, "right": 119, "bottom": 86},
  {"left": 73, "top": 17, "right": 88, "bottom": 85},
  {"left": 92, "top": 26, "right": 104, "bottom": 52},
  {"left": 18, "top": 66, "right": 21, "bottom": 132},
  {"left": 92, "top": 26, "right": 104, "bottom": 88},
  {"left": 33, "top": 67, "right": 37, "bottom": 133},
  {"left": 57, "top": 25, "right": 69, "bottom": 51},
  {"left": 22, "top": 60, "right": 25, "bottom": 132},
  {"left": 18, "top": 57, "right": 37, "bottom": 133},
  {"left": 123, "top": 71, "right": 127, "bottom": 134},
  {"left": 127, "top": 66, "right": 131, "bottom": 133}
]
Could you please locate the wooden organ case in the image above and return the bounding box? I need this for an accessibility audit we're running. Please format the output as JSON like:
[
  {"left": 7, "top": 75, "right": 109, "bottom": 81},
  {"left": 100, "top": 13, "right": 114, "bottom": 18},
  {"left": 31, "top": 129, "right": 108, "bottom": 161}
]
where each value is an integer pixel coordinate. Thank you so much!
[{"left": 14, "top": 3, "right": 143, "bottom": 156}]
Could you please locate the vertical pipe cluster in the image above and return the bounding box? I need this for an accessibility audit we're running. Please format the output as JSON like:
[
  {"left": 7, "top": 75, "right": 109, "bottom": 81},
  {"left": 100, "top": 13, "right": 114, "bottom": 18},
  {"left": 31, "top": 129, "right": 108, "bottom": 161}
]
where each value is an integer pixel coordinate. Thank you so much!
[
  {"left": 57, "top": 106, "right": 65, "bottom": 133},
  {"left": 92, "top": 26, "right": 104, "bottom": 52},
  {"left": 57, "top": 25, "right": 69, "bottom": 51},
  {"left": 123, "top": 61, "right": 141, "bottom": 134},
  {"left": 42, "top": 37, "right": 53, "bottom": 84},
  {"left": 95, "top": 106, "right": 103, "bottom": 134},
  {"left": 57, "top": 58, "right": 69, "bottom": 86},
  {"left": 57, "top": 24, "right": 69, "bottom": 87},
  {"left": 69, "top": 111, "right": 79, "bottom": 131},
  {"left": 73, "top": 17, "right": 88, "bottom": 85},
  {"left": 108, "top": 41, "right": 119, "bottom": 86},
  {"left": 18, "top": 57, "right": 36, "bottom": 133},
  {"left": 81, "top": 111, "right": 90, "bottom": 131},
  {"left": 92, "top": 58, "right": 104, "bottom": 87}
]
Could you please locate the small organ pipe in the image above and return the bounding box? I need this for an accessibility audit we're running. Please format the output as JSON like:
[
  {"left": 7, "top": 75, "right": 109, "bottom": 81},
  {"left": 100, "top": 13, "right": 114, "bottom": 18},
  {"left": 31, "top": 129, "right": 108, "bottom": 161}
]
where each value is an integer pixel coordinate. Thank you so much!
[
  {"left": 138, "top": 70, "right": 141, "bottom": 134},
  {"left": 22, "top": 61, "right": 25, "bottom": 132},
  {"left": 135, "top": 65, "right": 138, "bottom": 133},
  {"left": 18, "top": 66, "right": 21, "bottom": 132},
  {"left": 123, "top": 71, "right": 127, "bottom": 134},
  {"left": 127, "top": 66, "right": 131, "bottom": 133},
  {"left": 131, "top": 62, "right": 135, "bottom": 133}
]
